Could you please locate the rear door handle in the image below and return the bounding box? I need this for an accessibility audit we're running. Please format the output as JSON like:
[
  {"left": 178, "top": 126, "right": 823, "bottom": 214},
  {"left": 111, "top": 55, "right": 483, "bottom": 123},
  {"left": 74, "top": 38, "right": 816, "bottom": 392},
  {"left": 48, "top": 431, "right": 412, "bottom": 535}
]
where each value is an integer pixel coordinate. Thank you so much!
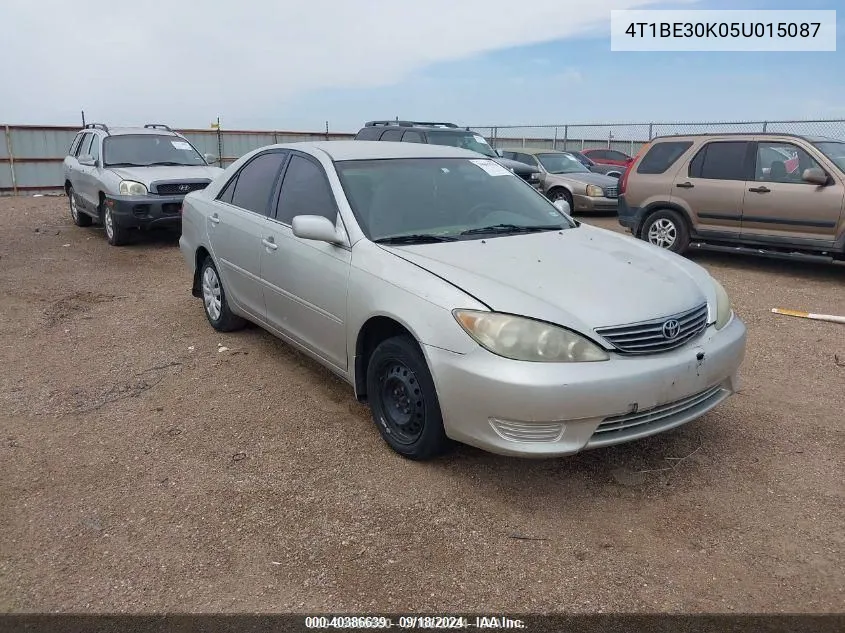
[
  {"left": 209, "top": 214, "right": 220, "bottom": 225},
  {"left": 675, "top": 182, "right": 694, "bottom": 189},
  {"left": 262, "top": 238, "right": 278, "bottom": 251},
  {"left": 748, "top": 186, "right": 770, "bottom": 193}
]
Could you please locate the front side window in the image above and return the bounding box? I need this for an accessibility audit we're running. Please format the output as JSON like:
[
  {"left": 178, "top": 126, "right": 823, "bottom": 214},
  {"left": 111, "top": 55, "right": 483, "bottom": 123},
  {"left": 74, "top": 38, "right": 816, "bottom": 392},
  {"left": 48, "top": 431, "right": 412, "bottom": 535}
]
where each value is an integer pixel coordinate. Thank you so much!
[
  {"left": 605, "top": 150, "right": 630, "bottom": 161},
  {"left": 536, "top": 153, "right": 591, "bottom": 174},
  {"left": 275, "top": 155, "right": 338, "bottom": 225},
  {"left": 336, "top": 158, "right": 574, "bottom": 242},
  {"left": 355, "top": 127, "right": 381, "bottom": 141},
  {"left": 426, "top": 132, "right": 497, "bottom": 157},
  {"left": 88, "top": 136, "right": 100, "bottom": 162},
  {"left": 755, "top": 142, "right": 822, "bottom": 183},
  {"left": 380, "top": 129, "right": 403, "bottom": 141},
  {"left": 230, "top": 151, "right": 288, "bottom": 215},
  {"left": 689, "top": 141, "right": 750, "bottom": 181},
  {"left": 402, "top": 131, "right": 424, "bottom": 143},
  {"left": 103, "top": 134, "right": 206, "bottom": 167},
  {"left": 68, "top": 133, "right": 84, "bottom": 156}
]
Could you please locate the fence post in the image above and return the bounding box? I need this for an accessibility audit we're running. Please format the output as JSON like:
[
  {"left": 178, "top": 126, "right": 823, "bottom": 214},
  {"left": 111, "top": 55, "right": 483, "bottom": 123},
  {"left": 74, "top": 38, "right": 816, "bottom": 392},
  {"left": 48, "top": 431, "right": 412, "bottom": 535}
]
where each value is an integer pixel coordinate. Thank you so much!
[
  {"left": 563, "top": 125, "right": 568, "bottom": 151},
  {"left": 215, "top": 117, "right": 223, "bottom": 167},
  {"left": 762, "top": 121, "right": 768, "bottom": 132},
  {"left": 492, "top": 127, "right": 497, "bottom": 148},
  {"left": 552, "top": 127, "right": 558, "bottom": 150},
  {"left": 648, "top": 122, "right": 653, "bottom": 141},
  {"left": 4, "top": 125, "right": 17, "bottom": 196},
  {"left": 522, "top": 136, "right": 526, "bottom": 148}
]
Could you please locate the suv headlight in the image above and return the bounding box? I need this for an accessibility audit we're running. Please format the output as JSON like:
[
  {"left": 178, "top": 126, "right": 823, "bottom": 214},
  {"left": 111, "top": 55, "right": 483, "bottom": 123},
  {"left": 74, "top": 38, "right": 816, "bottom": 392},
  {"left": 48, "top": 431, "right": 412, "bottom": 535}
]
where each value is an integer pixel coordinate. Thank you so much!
[
  {"left": 453, "top": 310, "right": 609, "bottom": 362},
  {"left": 712, "top": 278, "right": 733, "bottom": 330},
  {"left": 119, "top": 180, "right": 148, "bottom": 196},
  {"left": 585, "top": 184, "right": 604, "bottom": 197}
]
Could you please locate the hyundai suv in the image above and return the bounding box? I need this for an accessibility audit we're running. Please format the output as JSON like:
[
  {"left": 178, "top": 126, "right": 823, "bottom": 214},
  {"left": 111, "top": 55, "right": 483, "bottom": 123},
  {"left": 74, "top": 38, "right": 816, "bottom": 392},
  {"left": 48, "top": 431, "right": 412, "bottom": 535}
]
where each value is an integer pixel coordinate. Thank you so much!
[
  {"left": 617, "top": 133, "right": 845, "bottom": 263},
  {"left": 354, "top": 120, "right": 542, "bottom": 187},
  {"left": 63, "top": 123, "right": 223, "bottom": 245}
]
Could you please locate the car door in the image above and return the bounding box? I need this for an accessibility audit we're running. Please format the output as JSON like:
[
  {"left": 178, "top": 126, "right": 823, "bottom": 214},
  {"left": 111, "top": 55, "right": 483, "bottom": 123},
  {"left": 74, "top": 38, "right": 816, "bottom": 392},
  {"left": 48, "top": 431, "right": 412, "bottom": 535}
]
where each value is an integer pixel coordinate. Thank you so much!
[
  {"left": 671, "top": 140, "right": 753, "bottom": 238},
  {"left": 261, "top": 152, "right": 351, "bottom": 371},
  {"left": 740, "top": 139, "right": 844, "bottom": 245},
  {"left": 68, "top": 133, "right": 94, "bottom": 208},
  {"left": 209, "top": 150, "right": 289, "bottom": 320},
  {"left": 83, "top": 134, "right": 103, "bottom": 205}
]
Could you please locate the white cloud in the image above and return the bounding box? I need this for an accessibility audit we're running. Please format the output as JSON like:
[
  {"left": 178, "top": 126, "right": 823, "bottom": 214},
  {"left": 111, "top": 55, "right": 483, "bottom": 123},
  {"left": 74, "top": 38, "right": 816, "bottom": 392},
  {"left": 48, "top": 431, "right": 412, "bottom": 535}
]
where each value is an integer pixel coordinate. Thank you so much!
[{"left": 1, "top": 0, "right": 673, "bottom": 126}]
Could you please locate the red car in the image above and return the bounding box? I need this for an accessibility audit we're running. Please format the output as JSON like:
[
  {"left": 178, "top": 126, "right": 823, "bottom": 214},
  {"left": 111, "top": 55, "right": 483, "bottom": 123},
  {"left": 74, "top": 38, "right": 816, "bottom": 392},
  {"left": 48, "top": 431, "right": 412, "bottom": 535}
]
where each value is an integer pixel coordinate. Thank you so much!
[{"left": 581, "top": 148, "right": 633, "bottom": 167}]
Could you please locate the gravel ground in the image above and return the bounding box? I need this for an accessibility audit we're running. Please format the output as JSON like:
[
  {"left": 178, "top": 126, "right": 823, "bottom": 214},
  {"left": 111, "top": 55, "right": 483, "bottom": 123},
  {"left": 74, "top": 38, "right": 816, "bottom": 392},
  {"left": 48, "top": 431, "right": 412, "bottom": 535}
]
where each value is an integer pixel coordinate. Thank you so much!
[{"left": 0, "top": 195, "right": 843, "bottom": 614}]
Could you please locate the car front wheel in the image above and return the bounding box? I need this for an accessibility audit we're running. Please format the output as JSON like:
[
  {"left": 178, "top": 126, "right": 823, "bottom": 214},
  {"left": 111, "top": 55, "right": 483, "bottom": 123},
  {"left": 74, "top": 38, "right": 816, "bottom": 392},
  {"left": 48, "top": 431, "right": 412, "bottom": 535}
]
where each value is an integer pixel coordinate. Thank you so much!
[
  {"left": 366, "top": 335, "right": 449, "bottom": 460},
  {"left": 103, "top": 205, "right": 130, "bottom": 246}
]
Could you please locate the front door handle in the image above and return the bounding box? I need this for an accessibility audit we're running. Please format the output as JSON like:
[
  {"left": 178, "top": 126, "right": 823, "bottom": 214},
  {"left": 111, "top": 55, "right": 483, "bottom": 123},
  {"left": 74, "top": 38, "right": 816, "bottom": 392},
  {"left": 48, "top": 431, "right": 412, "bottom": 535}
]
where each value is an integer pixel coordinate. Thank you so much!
[
  {"left": 675, "top": 182, "right": 694, "bottom": 189},
  {"left": 262, "top": 237, "right": 278, "bottom": 251},
  {"left": 209, "top": 214, "right": 220, "bottom": 225},
  {"left": 748, "top": 186, "right": 771, "bottom": 193}
]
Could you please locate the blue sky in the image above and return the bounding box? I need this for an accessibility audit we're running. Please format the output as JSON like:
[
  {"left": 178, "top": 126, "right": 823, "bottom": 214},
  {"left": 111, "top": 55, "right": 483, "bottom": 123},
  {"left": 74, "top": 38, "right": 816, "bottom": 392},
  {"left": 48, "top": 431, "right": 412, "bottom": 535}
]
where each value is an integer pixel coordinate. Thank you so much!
[{"left": 2, "top": 0, "right": 843, "bottom": 132}]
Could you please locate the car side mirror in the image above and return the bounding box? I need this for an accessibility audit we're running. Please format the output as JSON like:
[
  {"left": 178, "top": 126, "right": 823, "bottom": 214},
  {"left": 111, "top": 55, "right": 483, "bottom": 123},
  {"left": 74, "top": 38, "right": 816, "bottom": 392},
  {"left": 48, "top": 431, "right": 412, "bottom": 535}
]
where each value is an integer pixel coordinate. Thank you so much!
[
  {"left": 553, "top": 199, "right": 571, "bottom": 215},
  {"left": 204, "top": 153, "right": 218, "bottom": 165},
  {"left": 292, "top": 215, "right": 344, "bottom": 244},
  {"left": 802, "top": 167, "right": 828, "bottom": 186},
  {"left": 78, "top": 154, "right": 95, "bottom": 167}
]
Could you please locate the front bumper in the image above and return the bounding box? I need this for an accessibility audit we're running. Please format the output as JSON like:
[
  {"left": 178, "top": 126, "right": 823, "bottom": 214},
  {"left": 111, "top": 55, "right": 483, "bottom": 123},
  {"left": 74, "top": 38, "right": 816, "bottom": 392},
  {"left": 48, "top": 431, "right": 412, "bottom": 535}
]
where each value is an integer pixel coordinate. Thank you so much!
[
  {"left": 425, "top": 316, "right": 746, "bottom": 458},
  {"left": 574, "top": 194, "right": 618, "bottom": 213},
  {"left": 105, "top": 193, "right": 185, "bottom": 229}
]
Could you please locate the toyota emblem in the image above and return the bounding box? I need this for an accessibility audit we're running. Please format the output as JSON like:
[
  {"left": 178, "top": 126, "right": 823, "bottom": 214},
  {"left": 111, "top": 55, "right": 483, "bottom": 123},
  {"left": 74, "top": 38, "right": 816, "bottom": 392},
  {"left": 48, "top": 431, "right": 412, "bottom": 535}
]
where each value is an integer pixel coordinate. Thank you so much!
[
  {"left": 662, "top": 319, "right": 681, "bottom": 339},
  {"left": 178, "top": 184, "right": 191, "bottom": 192}
]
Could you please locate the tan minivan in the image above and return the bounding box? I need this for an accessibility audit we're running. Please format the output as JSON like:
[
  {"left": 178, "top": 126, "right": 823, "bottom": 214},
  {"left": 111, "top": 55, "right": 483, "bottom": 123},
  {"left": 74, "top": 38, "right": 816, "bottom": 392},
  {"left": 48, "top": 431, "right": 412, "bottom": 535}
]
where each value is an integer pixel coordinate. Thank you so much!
[{"left": 617, "top": 134, "right": 845, "bottom": 263}]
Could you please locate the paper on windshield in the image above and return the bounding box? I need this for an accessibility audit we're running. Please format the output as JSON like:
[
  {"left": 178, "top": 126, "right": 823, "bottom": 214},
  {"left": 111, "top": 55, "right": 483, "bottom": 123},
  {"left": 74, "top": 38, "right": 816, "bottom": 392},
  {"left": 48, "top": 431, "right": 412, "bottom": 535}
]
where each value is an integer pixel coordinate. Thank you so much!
[
  {"left": 171, "top": 141, "right": 193, "bottom": 151},
  {"left": 473, "top": 135, "right": 488, "bottom": 145},
  {"left": 469, "top": 158, "right": 513, "bottom": 177}
]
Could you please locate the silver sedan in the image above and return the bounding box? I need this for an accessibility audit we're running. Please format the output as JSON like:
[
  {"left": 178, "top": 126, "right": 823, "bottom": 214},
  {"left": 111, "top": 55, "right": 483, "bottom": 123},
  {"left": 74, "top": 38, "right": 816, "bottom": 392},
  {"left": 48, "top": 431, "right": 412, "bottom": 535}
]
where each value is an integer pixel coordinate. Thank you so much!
[{"left": 179, "top": 141, "right": 747, "bottom": 460}]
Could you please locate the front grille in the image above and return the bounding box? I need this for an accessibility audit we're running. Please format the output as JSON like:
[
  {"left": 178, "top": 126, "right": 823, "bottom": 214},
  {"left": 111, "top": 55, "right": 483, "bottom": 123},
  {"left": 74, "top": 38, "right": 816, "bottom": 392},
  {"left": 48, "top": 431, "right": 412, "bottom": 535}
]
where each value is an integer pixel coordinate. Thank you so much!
[
  {"left": 604, "top": 185, "right": 618, "bottom": 198},
  {"left": 489, "top": 419, "right": 565, "bottom": 443},
  {"left": 588, "top": 385, "right": 727, "bottom": 446},
  {"left": 154, "top": 181, "right": 209, "bottom": 195},
  {"left": 595, "top": 303, "right": 709, "bottom": 355}
]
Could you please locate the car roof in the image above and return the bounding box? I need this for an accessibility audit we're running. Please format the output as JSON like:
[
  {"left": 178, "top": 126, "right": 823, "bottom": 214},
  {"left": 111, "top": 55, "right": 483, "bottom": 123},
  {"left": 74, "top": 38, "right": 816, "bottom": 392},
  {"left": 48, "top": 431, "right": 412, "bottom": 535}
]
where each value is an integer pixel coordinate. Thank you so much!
[
  {"left": 650, "top": 132, "right": 838, "bottom": 142},
  {"left": 500, "top": 147, "right": 570, "bottom": 155},
  {"left": 78, "top": 126, "right": 181, "bottom": 137},
  {"left": 270, "top": 140, "right": 484, "bottom": 161}
]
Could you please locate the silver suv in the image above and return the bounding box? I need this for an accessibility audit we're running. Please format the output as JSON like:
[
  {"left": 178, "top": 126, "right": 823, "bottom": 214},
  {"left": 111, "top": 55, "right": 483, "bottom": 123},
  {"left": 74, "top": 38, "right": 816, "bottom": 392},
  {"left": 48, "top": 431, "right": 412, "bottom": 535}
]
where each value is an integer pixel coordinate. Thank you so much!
[{"left": 63, "top": 123, "right": 223, "bottom": 245}]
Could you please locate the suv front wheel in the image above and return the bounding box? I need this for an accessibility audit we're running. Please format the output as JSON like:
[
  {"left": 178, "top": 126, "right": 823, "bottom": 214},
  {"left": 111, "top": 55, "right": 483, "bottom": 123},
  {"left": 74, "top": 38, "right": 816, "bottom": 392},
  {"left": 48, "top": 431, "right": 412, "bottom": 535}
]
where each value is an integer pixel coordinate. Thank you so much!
[
  {"left": 102, "top": 204, "right": 130, "bottom": 246},
  {"left": 641, "top": 209, "right": 690, "bottom": 254}
]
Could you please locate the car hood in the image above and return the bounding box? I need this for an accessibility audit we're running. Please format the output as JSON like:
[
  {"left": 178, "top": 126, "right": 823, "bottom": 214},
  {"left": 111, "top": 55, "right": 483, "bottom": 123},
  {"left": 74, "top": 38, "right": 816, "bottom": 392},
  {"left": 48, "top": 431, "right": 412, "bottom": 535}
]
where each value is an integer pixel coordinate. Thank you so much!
[
  {"left": 380, "top": 225, "right": 714, "bottom": 337},
  {"left": 545, "top": 171, "right": 619, "bottom": 188},
  {"left": 107, "top": 165, "right": 223, "bottom": 188}
]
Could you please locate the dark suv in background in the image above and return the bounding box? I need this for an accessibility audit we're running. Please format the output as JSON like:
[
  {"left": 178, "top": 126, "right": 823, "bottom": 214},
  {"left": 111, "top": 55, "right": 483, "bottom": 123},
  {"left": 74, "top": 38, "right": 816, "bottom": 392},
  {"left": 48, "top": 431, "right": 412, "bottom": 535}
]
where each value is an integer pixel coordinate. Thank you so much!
[{"left": 355, "top": 120, "right": 541, "bottom": 187}]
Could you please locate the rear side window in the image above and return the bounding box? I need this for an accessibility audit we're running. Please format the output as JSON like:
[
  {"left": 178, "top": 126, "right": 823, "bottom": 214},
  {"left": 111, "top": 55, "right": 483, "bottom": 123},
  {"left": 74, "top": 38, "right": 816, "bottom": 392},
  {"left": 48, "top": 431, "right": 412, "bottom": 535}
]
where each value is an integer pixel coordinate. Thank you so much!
[
  {"left": 380, "top": 129, "right": 403, "bottom": 141},
  {"left": 230, "top": 151, "right": 288, "bottom": 215},
  {"left": 636, "top": 141, "right": 692, "bottom": 174},
  {"left": 689, "top": 141, "right": 750, "bottom": 181},
  {"left": 355, "top": 127, "right": 381, "bottom": 141},
  {"left": 275, "top": 155, "right": 338, "bottom": 225}
]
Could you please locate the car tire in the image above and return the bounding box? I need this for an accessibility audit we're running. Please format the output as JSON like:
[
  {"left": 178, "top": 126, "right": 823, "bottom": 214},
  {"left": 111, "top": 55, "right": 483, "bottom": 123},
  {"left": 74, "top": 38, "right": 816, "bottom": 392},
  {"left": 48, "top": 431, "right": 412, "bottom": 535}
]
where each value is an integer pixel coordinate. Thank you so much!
[
  {"left": 366, "top": 335, "right": 449, "bottom": 461},
  {"left": 102, "top": 204, "right": 130, "bottom": 246},
  {"left": 641, "top": 209, "right": 690, "bottom": 254},
  {"left": 68, "top": 187, "right": 92, "bottom": 227},
  {"left": 199, "top": 256, "right": 246, "bottom": 332},
  {"left": 549, "top": 188, "right": 574, "bottom": 213}
]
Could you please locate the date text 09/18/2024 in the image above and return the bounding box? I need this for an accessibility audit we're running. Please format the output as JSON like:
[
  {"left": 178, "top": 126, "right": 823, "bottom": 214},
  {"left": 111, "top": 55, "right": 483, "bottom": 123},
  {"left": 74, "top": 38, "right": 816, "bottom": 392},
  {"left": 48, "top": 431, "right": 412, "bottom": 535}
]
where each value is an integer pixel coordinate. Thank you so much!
[{"left": 304, "top": 615, "right": 527, "bottom": 629}]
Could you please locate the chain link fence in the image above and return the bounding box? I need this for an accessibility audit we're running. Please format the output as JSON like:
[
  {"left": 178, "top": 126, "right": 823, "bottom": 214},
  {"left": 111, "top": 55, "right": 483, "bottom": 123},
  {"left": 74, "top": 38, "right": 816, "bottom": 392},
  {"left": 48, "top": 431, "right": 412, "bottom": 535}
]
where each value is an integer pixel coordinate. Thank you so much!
[{"left": 469, "top": 120, "right": 845, "bottom": 155}]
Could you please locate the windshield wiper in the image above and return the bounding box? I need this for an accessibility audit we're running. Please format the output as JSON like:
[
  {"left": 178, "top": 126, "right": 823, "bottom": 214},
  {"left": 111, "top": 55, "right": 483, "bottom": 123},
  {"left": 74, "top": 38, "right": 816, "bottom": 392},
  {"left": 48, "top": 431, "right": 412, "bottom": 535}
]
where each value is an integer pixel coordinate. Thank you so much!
[
  {"left": 145, "top": 161, "right": 191, "bottom": 166},
  {"left": 460, "top": 223, "right": 562, "bottom": 236},
  {"left": 106, "top": 162, "right": 146, "bottom": 167},
  {"left": 373, "top": 233, "right": 458, "bottom": 245}
]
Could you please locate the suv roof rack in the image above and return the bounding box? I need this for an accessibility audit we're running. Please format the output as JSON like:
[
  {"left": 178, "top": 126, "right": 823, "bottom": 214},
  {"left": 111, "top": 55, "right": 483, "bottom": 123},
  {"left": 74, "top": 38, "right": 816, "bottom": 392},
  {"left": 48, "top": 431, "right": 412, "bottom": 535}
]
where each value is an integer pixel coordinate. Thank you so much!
[
  {"left": 84, "top": 123, "right": 110, "bottom": 134},
  {"left": 364, "top": 120, "right": 459, "bottom": 129},
  {"left": 144, "top": 123, "right": 173, "bottom": 132}
]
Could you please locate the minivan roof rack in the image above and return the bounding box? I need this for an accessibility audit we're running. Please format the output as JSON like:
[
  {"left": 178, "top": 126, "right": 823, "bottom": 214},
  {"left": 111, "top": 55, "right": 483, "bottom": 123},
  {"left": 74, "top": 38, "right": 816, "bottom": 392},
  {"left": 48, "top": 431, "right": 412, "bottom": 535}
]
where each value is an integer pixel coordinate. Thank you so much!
[
  {"left": 84, "top": 123, "right": 110, "bottom": 134},
  {"left": 364, "top": 120, "right": 459, "bottom": 129},
  {"left": 144, "top": 123, "right": 173, "bottom": 131}
]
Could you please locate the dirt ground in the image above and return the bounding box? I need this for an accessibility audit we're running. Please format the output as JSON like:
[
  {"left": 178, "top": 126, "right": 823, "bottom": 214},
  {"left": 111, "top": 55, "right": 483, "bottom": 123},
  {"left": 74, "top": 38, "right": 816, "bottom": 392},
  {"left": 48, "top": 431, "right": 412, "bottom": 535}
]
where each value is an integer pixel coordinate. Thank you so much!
[{"left": 0, "top": 195, "right": 843, "bottom": 614}]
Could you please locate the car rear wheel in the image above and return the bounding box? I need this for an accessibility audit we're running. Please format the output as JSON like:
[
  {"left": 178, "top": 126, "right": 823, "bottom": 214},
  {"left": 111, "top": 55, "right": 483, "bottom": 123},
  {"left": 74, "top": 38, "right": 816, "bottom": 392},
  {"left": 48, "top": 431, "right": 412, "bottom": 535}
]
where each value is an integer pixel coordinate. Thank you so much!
[
  {"left": 68, "top": 187, "right": 92, "bottom": 227},
  {"left": 103, "top": 205, "right": 130, "bottom": 246},
  {"left": 199, "top": 257, "right": 245, "bottom": 332},
  {"left": 366, "top": 335, "right": 449, "bottom": 460},
  {"left": 641, "top": 209, "right": 690, "bottom": 254}
]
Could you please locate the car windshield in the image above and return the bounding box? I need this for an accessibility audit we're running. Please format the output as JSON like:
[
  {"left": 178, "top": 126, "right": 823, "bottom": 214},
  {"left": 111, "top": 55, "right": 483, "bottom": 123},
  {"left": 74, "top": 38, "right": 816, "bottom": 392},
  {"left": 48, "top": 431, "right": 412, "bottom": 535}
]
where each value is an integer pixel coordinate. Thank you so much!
[
  {"left": 335, "top": 158, "right": 574, "bottom": 242},
  {"left": 813, "top": 141, "right": 845, "bottom": 172},
  {"left": 103, "top": 134, "right": 206, "bottom": 167},
  {"left": 537, "top": 153, "right": 591, "bottom": 174},
  {"left": 427, "top": 132, "right": 497, "bottom": 158}
]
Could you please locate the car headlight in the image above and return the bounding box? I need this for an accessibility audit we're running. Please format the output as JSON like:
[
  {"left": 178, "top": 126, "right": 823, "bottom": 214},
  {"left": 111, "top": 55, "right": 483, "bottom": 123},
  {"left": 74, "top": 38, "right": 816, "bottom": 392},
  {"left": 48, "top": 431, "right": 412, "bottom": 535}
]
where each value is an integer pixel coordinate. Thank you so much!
[
  {"left": 585, "top": 184, "right": 604, "bottom": 197},
  {"left": 453, "top": 310, "right": 609, "bottom": 362},
  {"left": 119, "top": 180, "right": 148, "bottom": 196},
  {"left": 712, "top": 278, "right": 733, "bottom": 330},
  {"left": 529, "top": 172, "right": 540, "bottom": 181}
]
